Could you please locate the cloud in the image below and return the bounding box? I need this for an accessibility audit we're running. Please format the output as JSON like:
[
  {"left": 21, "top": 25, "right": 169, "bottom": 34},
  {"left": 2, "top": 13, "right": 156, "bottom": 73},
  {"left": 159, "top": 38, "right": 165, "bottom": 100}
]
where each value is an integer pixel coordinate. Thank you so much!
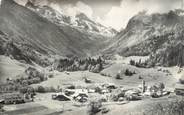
[
  {"left": 61, "top": 1, "right": 93, "bottom": 18},
  {"left": 43, "top": 1, "right": 94, "bottom": 19},
  {"left": 14, "top": 0, "right": 183, "bottom": 30},
  {"left": 49, "top": 3, "right": 63, "bottom": 14},
  {"left": 14, "top": 0, "right": 28, "bottom": 5},
  {"left": 75, "top": 1, "right": 93, "bottom": 18},
  {"left": 100, "top": 0, "right": 181, "bottom": 30}
]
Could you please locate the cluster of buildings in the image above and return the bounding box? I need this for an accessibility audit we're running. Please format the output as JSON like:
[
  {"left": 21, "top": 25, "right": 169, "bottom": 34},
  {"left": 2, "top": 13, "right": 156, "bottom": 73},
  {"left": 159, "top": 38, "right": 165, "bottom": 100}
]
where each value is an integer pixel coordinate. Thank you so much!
[{"left": 51, "top": 81, "right": 171, "bottom": 104}]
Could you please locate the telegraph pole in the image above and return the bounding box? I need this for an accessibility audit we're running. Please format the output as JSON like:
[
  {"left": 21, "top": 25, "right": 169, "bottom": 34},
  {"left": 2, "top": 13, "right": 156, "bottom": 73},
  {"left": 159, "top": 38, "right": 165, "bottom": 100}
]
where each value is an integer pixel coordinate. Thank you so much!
[{"left": 182, "top": 0, "right": 184, "bottom": 10}]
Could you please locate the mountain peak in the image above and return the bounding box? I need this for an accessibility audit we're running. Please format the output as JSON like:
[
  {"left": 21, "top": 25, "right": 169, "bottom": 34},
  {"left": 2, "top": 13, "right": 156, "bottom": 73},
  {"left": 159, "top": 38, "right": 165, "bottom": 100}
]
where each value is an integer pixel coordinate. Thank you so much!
[
  {"left": 25, "top": 0, "right": 35, "bottom": 8},
  {"left": 75, "top": 12, "right": 94, "bottom": 24},
  {"left": 27, "top": 5, "right": 117, "bottom": 36},
  {"left": 76, "top": 13, "right": 89, "bottom": 20}
]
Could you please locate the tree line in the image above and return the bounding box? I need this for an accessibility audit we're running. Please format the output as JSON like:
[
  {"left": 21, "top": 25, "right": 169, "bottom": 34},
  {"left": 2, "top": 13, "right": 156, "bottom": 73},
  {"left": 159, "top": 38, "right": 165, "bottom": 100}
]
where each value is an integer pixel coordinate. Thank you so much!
[{"left": 53, "top": 57, "right": 104, "bottom": 73}]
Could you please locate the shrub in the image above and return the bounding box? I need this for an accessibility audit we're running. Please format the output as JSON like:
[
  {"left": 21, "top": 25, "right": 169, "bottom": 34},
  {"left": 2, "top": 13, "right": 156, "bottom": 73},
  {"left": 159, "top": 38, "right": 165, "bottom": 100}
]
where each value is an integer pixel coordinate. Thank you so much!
[
  {"left": 0, "top": 104, "right": 3, "bottom": 112},
  {"left": 125, "top": 69, "right": 134, "bottom": 76},
  {"left": 32, "top": 77, "right": 41, "bottom": 84},
  {"left": 19, "top": 86, "right": 35, "bottom": 97},
  {"left": 130, "top": 59, "right": 135, "bottom": 66},
  {"left": 19, "top": 87, "right": 29, "bottom": 94},
  {"left": 92, "top": 64, "right": 102, "bottom": 73},
  {"left": 48, "top": 74, "right": 54, "bottom": 78},
  {"left": 158, "top": 82, "right": 165, "bottom": 90},
  {"left": 88, "top": 101, "right": 102, "bottom": 115},
  {"left": 100, "top": 73, "right": 106, "bottom": 76},
  {"left": 115, "top": 73, "right": 121, "bottom": 79},
  {"left": 67, "top": 85, "right": 75, "bottom": 89},
  {"left": 38, "top": 73, "right": 45, "bottom": 81},
  {"left": 138, "top": 76, "right": 143, "bottom": 79},
  {"left": 179, "top": 78, "right": 184, "bottom": 84},
  {"left": 84, "top": 78, "right": 92, "bottom": 83},
  {"left": 95, "top": 87, "right": 102, "bottom": 94},
  {"left": 37, "top": 86, "right": 45, "bottom": 93}
]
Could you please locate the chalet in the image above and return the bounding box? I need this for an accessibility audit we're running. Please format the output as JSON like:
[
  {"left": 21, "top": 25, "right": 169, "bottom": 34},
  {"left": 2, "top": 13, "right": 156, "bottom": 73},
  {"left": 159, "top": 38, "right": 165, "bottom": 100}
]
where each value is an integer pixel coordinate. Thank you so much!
[
  {"left": 174, "top": 83, "right": 184, "bottom": 96},
  {"left": 84, "top": 77, "right": 92, "bottom": 83},
  {"left": 102, "top": 83, "right": 117, "bottom": 90},
  {"left": 101, "top": 89, "right": 109, "bottom": 94},
  {"left": 0, "top": 84, "right": 14, "bottom": 93},
  {"left": 52, "top": 93, "right": 71, "bottom": 101},
  {"left": 71, "top": 89, "right": 88, "bottom": 102},
  {"left": 0, "top": 92, "right": 34, "bottom": 104},
  {"left": 88, "top": 89, "right": 95, "bottom": 93},
  {"left": 73, "top": 93, "right": 88, "bottom": 103},
  {"left": 64, "top": 89, "right": 75, "bottom": 96},
  {"left": 0, "top": 93, "right": 24, "bottom": 104},
  {"left": 125, "top": 90, "right": 142, "bottom": 101}
]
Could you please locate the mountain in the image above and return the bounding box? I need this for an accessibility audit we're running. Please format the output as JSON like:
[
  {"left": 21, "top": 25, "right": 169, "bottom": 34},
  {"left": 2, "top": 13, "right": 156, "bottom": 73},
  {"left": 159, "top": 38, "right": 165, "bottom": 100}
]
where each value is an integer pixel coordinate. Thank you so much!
[
  {"left": 74, "top": 13, "right": 117, "bottom": 35},
  {"left": 25, "top": 1, "right": 117, "bottom": 36},
  {"left": 0, "top": 0, "right": 111, "bottom": 63},
  {"left": 104, "top": 10, "right": 184, "bottom": 66}
]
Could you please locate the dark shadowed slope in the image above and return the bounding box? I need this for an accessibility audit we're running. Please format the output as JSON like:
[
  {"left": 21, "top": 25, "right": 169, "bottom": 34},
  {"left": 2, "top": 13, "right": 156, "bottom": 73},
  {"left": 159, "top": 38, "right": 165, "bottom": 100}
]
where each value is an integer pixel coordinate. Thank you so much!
[{"left": 103, "top": 10, "right": 184, "bottom": 66}]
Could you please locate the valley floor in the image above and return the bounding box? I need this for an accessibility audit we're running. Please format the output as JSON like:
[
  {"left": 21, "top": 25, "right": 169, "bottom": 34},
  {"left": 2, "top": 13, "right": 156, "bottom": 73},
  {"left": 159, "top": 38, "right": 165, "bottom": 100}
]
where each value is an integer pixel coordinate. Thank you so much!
[
  {"left": 2, "top": 92, "right": 183, "bottom": 115},
  {"left": 0, "top": 55, "right": 183, "bottom": 115}
]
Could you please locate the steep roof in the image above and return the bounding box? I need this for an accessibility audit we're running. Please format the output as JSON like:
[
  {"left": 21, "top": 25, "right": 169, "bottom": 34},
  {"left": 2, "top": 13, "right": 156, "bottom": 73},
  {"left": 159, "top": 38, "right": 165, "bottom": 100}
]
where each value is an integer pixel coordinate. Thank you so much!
[{"left": 175, "top": 83, "right": 184, "bottom": 90}]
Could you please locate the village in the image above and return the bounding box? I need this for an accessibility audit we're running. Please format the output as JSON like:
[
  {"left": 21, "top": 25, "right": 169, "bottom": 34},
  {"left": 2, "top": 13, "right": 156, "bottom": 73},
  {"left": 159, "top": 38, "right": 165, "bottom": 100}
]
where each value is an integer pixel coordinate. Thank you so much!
[{"left": 0, "top": 70, "right": 183, "bottom": 115}]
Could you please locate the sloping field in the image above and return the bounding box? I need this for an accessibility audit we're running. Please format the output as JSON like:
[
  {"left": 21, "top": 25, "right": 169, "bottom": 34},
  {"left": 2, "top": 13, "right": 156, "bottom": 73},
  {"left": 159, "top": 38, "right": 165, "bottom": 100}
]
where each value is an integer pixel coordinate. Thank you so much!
[
  {"left": 101, "top": 63, "right": 177, "bottom": 89},
  {"left": 0, "top": 56, "right": 28, "bottom": 83},
  {"left": 32, "top": 71, "right": 115, "bottom": 89},
  {"left": 32, "top": 64, "right": 177, "bottom": 91}
]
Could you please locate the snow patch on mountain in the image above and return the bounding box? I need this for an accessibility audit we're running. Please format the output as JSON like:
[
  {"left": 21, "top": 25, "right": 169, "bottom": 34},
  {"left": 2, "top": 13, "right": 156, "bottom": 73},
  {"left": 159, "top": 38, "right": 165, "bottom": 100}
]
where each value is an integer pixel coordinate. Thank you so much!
[{"left": 25, "top": 1, "right": 117, "bottom": 36}]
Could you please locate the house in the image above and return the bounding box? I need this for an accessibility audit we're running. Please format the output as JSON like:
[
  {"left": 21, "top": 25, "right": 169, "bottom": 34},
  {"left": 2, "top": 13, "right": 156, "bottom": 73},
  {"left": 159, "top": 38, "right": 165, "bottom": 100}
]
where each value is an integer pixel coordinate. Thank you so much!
[
  {"left": 72, "top": 89, "right": 88, "bottom": 98},
  {"left": 88, "top": 89, "right": 95, "bottom": 93},
  {"left": 52, "top": 93, "right": 71, "bottom": 101},
  {"left": 73, "top": 93, "right": 88, "bottom": 103},
  {"left": 0, "top": 84, "right": 14, "bottom": 93},
  {"left": 101, "top": 89, "right": 109, "bottom": 94},
  {"left": 102, "top": 83, "right": 117, "bottom": 90},
  {"left": 72, "top": 90, "right": 88, "bottom": 103},
  {"left": 0, "top": 93, "right": 25, "bottom": 104},
  {"left": 64, "top": 89, "right": 75, "bottom": 96},
  {"left": 125, "top": 90, "right": 142, "bottom": 101},
  {"left": 174, "top": 83, "right": 184, "bottom": 96},
  {"left": 83, "top": 77, "right": 92, "bottom": 83},
  {"left": 0, "top": 99, "right": 4, "bottom": 104}
]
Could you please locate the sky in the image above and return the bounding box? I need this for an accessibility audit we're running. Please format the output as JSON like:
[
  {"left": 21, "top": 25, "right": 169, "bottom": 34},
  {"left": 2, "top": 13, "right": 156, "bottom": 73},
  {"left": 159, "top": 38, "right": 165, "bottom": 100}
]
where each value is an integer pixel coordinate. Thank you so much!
[{"left": 14, "top": 0, "right": 183, "bottom": 31}]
